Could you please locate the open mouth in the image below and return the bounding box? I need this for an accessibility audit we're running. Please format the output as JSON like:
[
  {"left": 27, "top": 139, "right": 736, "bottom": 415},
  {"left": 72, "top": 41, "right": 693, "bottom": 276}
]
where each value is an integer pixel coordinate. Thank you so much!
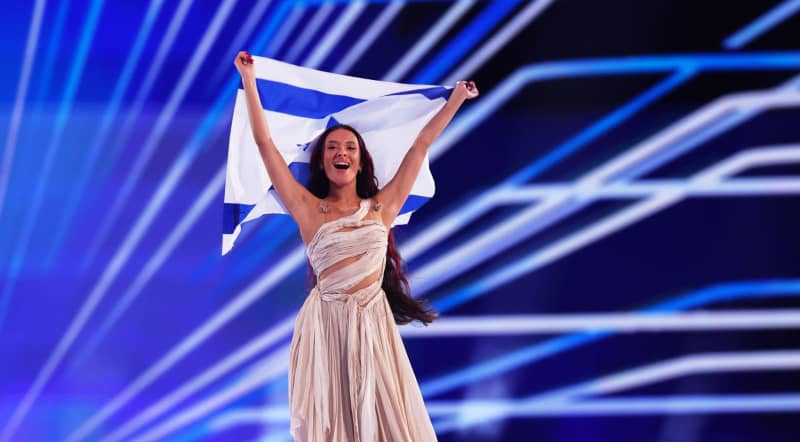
[{"left": 333, "top": 162, "right": 350, "bottom": 170}]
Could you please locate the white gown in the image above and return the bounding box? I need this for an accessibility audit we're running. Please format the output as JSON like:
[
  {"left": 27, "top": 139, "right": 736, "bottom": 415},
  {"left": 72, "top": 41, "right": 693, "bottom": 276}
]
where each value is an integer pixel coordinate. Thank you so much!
[{"left": 288, "top": 198, "right": 437, "bottom": 441}]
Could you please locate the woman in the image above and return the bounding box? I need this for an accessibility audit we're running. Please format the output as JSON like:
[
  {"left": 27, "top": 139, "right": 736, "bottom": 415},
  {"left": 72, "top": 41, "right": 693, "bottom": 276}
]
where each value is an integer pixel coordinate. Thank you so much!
[{"left": 234, "top": 51, "right": 478, "bottom": 441}]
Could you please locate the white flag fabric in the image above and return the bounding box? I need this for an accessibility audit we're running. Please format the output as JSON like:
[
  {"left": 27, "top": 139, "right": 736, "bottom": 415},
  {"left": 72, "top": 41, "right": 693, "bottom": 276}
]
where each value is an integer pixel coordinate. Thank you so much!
[{"left": 222, "top": 57, "right": 451, "bottom": 255}]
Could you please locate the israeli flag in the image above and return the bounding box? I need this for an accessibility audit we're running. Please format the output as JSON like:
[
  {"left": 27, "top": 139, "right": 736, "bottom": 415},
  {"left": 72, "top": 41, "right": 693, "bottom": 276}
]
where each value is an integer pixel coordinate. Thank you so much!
[{"left": 222, "top": 57, "right": 451, "bottom": 255}]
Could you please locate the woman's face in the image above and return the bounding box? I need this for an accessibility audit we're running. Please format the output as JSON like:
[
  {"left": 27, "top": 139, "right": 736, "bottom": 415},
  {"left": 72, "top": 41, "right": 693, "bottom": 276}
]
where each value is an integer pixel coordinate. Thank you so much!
[{"left": 322, "top": 128, "right": 361, "bottom": 188}]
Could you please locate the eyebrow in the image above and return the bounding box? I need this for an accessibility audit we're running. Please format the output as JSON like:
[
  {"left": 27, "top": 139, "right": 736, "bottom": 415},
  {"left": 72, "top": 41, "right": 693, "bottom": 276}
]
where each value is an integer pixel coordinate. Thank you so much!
[{"left": 326, "top": 140, "right": 356, "bottom": 145}]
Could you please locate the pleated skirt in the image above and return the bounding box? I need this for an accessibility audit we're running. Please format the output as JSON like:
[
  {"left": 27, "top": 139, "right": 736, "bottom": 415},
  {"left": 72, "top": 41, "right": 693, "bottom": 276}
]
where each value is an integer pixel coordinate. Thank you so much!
[{"left": 288, "top": 286, "right": 437, "bottom": 442}]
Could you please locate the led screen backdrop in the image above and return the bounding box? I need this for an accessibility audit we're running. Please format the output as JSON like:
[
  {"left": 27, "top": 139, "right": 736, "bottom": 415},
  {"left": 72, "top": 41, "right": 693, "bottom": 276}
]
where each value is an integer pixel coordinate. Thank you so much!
[{"left": 0, "top": 1, "right": 799, "bottom": 441}]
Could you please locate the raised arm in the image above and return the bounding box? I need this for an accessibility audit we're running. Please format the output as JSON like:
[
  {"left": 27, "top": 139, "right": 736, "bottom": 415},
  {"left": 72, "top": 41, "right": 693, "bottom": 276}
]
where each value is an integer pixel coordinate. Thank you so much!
[
  {"left": 233, "top": 51, "right": 318, "bottom": 227},
  {"left": 376, "top": 80, "right": 479, "bottom": 225}
]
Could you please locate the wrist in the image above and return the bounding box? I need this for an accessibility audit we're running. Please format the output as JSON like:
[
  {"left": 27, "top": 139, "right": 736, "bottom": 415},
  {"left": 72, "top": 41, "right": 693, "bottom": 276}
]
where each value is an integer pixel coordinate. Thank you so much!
[
  {"left": 447, "top": 93, "right": 466, "bottom": 107},
  {"left": 241, "top": 73, "right": 257, "bottom": 87}
]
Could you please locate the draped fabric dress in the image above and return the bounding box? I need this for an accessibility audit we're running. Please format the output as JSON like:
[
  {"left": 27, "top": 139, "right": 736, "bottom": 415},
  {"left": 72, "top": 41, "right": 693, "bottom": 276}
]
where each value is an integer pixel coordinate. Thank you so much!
[{"left": 288, "top": 199, "right": 437, "bottom": 442}]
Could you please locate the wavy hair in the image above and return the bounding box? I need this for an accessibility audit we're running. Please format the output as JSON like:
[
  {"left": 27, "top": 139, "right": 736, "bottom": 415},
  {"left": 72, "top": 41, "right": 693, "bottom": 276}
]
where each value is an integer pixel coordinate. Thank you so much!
[{"left": 307, "top": 124, "right": 438, "bottom": 325}]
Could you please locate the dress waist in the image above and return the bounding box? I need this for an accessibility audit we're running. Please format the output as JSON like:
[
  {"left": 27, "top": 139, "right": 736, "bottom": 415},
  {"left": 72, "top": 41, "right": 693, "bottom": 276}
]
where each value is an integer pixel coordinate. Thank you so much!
[{"left": 316, "top": 279, "right": 384, "bottom": 309}]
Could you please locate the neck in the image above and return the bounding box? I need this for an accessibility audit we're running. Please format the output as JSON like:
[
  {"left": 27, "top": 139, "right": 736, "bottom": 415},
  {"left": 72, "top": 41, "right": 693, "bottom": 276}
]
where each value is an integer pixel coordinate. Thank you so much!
[{"left": 326, "top": 181, "right": 360, "bottom": 205}]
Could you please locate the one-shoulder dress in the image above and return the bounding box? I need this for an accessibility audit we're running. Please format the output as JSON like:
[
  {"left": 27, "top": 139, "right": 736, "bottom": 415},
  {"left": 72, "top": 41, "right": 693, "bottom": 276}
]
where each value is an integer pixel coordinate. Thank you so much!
[{"left": 288, "top": 198, "right": 437, "bottom": 441}]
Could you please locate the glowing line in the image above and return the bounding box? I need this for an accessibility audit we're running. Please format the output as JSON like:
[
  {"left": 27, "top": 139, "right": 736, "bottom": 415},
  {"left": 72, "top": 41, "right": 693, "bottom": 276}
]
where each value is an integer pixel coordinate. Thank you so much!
[
  {"left": 487, "top": 177, "right": 800, "bottom": 200},
  {"left": 34, "top": 0, "right": 70, "bottom": 104},
  {"left": 79, "top": 0, "right": 195, "bottom": 271},
  {"left": 0, "top": 0, "right": 46, "bottom": 220},
  {"left": 283, "top": 2, "right": 335, "bottom": 64},
  {"left": 65, "top": 247, "right": 306, "bottom": 442},
  {"left": 208, "top": 393, "right": 800, "bottom": 428},
  {"left": 443, "top": 0, "right": 555, "bottom": 84},
  {"left": 303, "top": 1, "right": 367, "bottom": 69},
  {"left": 127, "top": 346, "right": 292, "bottom": 442},
  {"left": 208, "top": 218, "right": 297, "bottom": 300},
  {"left": 43, "top": 0, "right": 167, "bottom": 268},
  {"left": 87, "top": 0, "right": 236, "bottom": 270},
  {"left": 207, "top": 0, "right": 274, "bottom": 88},
  {"left": 0, "top": 3, "right": 108, "bottom": 438},
  {"left": 430, "top": 53, "right": 800, "bottom": 160},
  {"left": 435, "top": 145, "right": 800, "bottom": 309},
  {"left": 412, "top": 0, "right": 521, "bottom": 83},
  {"left": 54, "top": 0, "right": 244, "bottom": 383},
  {"left": 103, "top": 310, "right": 800, "bottom": 441},
  {"left": 105, "top": 280, "right": 800, "bottom": 440},
  {"left": 431, "top": 395, "right": 800, "bottom": 432},
  {"left": 69, "top": 168, "right": 227, "bottom": 369},
  {"left": 399, "top": 309, "right": 800, "bottom": 337},
  {"left": 541, "top": 350, "right": 800, "bottom": 400},
  {"left": 0, "top": 0, "right": 106, "bottom": 307},
  {"left": 332, "top": 1, "right": 405, "bottom": 74},
  {"left": 410, "top": 91, "right": 800, "bottom": 296},
  {"left": 40, "top": 0, "right": 240, "bottom": 419},
  {"left": 66, "top": 0, "right": 312, "bottom": 393},
  {"left": 418, "top": 59, "right": 793, "bottom": 262},
  {"left": 433, "top": 351, "right": 800, "bottom": 432},
  {"left": 65, "top": 5, "right": 334, "bottom": 438},
  {"left": 419, "top": 280, "right": 800, "bottom": 398},
  {"left": 407, "top": 68, "right": 695, "bottom": 260},
  {"left": 73, "top": 3, "right": 360, "bottom": 437},
  {"left": 432, "top": 146, "right": 800, "bottom": 312},
  {"left": 724, "top": 0, "right": 800, "bottom": 49},
  {"left": 382, "top": 0, "right": 475, "bottom": 82},
  {"left": 99, "top": 316, "right": 296, "bottom": 442},
  {"left": 265, "top": 3, "right": 306, "bottom": 58}
]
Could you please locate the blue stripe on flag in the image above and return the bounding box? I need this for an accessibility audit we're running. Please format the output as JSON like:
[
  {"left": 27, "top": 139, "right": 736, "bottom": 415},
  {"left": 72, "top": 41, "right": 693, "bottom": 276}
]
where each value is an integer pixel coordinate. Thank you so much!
[
  {"left": 287, "top": 161, "right": 311, "bottom": 187},
  {"left": 400, "top": 194, "right": 429, "bottom": 214},
  {"left": 387, "top": 86, "right": 452, "bottom": 100},
  {"left": 223, "top": 203, "right": 256, "bottom": 234},
  {"left": 224, "top": 163, "right": 310, "bottom": 235},
  {"left": 255, "top": 79, "right": 364, "bottom": 118}
]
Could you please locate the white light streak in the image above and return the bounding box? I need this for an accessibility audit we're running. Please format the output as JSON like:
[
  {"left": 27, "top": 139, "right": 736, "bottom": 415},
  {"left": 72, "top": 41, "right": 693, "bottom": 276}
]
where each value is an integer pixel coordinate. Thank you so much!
[
  {"left": 333, "top": 1, "right": 405, "bottom": 74},
  {"left": 265, "top": 4, "right": 306, "bottom": 57},
  {"left": 81, "top": 0, "right": 195, "bottom": 269},
  {"left": 128, "top": 346, "right": 291, "bottom": 442},
  {"left": 100, "top": 316, "right": 295, "bottom": 442},
  {"left": 283, "top": 2, "right": 335, "bottom": 64},
  {"left": 443, "top": 0, "right": 556, "bottom": 84},
  {"left": 399, "top": 309, "right": 800, "bottom": 337},
  {"left": 303, "top": 1, "right": 366, "bottom": 69},
  {"left": 382, "top": 0, "right": 475, "bottom": 82},
  {"left": 65, "top": 246, "right": 305, "bottom": 442},
  {"left": 408, "top": 91, "right": 800, "bottom": 294},
  {"left": 207, "top": 0, "right": 274, "bottom": 87},
  {"left": 0, "top": 0, "right": 46, "bottom": 219},
  {"left": 489, "top": 177, "right": 800, "bottom": 201}
]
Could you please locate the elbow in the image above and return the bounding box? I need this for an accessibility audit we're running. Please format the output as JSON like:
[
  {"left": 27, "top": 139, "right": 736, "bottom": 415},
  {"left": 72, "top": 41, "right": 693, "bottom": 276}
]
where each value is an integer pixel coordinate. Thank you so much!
[
  {"left": 255, "top": 136, "right": 274, "bottom": 149},
  {"left": 414, "top": 135, "right": 434, "bottom": 149}
]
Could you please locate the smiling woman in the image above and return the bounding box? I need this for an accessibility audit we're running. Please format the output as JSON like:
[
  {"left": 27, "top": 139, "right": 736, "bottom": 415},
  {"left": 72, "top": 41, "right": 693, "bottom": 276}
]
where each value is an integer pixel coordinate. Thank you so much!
[{"left": 233, "top": 50, "right": 477, "bottom": 441}]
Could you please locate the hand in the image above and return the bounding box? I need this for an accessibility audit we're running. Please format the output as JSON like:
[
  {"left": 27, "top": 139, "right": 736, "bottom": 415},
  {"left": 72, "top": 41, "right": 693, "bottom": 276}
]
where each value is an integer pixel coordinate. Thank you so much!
[
  {"left": 234, "top": 50, "right": 255, "bottom": 79},
  {"left": 452, "top": 80, "right": 479, "bottom": 101}
]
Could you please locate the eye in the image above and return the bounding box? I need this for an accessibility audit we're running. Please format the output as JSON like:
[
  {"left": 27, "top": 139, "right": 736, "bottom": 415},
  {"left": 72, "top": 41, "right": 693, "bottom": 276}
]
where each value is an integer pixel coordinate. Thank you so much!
[{"left": 347, "top": 146, "right": 356, "bottom": 150}]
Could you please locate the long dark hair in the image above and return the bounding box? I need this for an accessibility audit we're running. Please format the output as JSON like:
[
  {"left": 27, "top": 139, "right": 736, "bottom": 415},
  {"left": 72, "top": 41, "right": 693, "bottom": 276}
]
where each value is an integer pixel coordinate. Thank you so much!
[{"left": 308, "top": 124, "right": 438, "bottom": 325}]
